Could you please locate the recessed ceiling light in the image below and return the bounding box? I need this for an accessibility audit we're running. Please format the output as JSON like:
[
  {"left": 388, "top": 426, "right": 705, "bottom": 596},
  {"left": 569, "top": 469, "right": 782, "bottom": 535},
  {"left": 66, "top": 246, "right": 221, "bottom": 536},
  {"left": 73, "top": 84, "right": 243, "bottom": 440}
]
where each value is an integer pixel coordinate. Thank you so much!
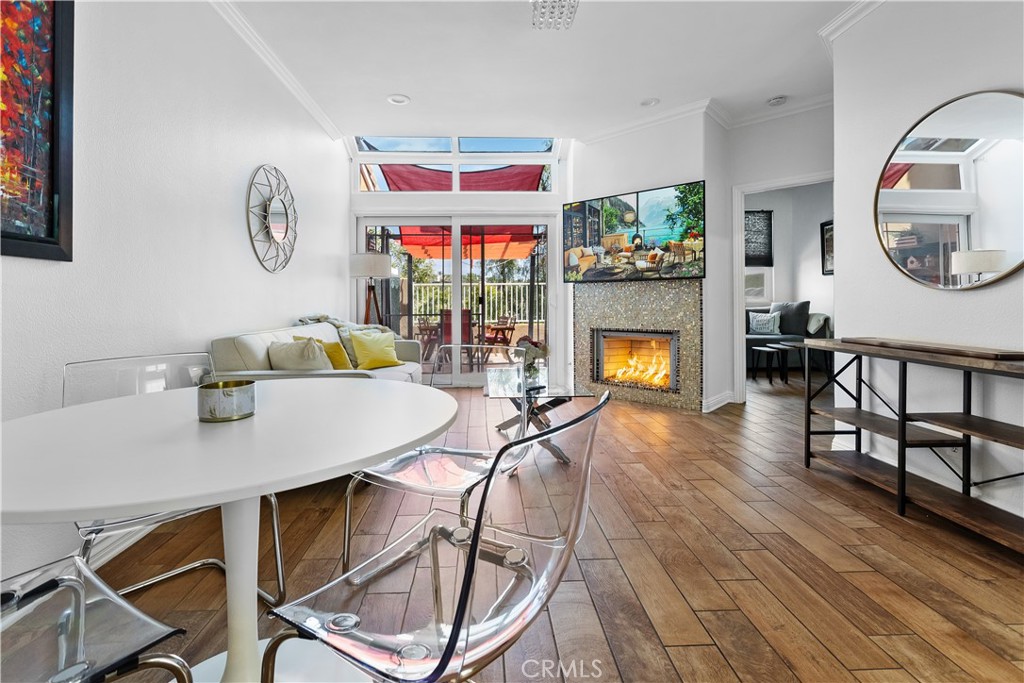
[
  {"left": 386, "top": 94, "right": 411, "bottom": 106},
  {"left": 766, "top": 95, "right": 788, "bottom": 107},
  {"left": 640, "top": 97, "right": 661, "bottom": 108}
]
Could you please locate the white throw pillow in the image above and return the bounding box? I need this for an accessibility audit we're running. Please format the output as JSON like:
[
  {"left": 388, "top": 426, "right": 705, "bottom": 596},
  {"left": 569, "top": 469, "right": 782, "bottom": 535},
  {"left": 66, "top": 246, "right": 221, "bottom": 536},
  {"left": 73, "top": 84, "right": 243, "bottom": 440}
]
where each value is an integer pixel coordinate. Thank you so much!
[
  {"left": 581, "top": 247, "right": 594, "bottom": 257},
  {"left": 567, "top": 251, "right": 580, "bottom": 267},
  {"left": 749, "top": 311, "right": 781, "bottom": 334},
  {"left": 268, "top": 338, "right": 332, "bottom": 370}
]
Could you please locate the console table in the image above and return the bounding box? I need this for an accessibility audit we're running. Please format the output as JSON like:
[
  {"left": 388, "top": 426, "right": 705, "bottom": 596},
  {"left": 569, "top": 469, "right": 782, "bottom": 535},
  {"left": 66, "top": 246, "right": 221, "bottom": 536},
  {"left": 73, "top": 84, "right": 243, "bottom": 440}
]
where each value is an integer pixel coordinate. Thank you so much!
[{"left": 802, "top": 338, "right": 1024, "bottom": 553}]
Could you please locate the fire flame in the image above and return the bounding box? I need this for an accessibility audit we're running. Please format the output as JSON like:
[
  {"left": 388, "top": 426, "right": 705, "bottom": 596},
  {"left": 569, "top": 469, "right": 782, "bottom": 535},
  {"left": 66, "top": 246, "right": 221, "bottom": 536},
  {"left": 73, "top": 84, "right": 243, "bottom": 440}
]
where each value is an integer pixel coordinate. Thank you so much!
[{"left": 613, "top": 350, "right": 669, "bottom": 388}]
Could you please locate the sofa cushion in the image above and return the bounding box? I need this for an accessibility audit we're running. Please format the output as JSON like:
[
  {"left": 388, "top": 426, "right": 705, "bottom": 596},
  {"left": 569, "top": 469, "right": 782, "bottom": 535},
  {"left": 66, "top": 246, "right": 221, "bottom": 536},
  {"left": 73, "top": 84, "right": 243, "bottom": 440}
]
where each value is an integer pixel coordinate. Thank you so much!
[
  {"left": 211, "top": 323, "right": 343, "bottom": 371},
  {"left": 350, "top": 329, "right": 402, "bottom": 371},
  {"left": 745, "top": 307, "right": 770, "bottom": 333},
  {"left": 268, "top": 339, "right": 332, "bottom": 371},
  {"left": 293, "top": 336, "right": 353, "bottom": 370},
  {"left": 370, "top": 362, "right": 422, "bottom": 384},
  {"left": 748, "top": 311, "right": 780, "bottom": 334},
  {"left": 770, "top": 301, "right": 810, "bottom": 336}
]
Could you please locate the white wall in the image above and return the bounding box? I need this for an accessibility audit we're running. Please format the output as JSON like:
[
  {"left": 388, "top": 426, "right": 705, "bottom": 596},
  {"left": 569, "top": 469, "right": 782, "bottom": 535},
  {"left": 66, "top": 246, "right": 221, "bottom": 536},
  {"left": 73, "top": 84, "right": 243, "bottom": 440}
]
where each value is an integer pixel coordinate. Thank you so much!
[
  {"left": 833, "top": 1, "right": 1024, "bottom": 514},
  {"left": 1, "top": 2, "right": 350, "bottom": 574},
  {"left": 703, "top": 114, "right": 735, "bottom": 407},
  {"left": 730, "top": 106, "right": 834, "bottom": 188},
  {"left": 746, "top": 181, "right": 834, "bottom": 316},
  {"left": 976, "top": 139, "right": 1024, "bottom": 266}
]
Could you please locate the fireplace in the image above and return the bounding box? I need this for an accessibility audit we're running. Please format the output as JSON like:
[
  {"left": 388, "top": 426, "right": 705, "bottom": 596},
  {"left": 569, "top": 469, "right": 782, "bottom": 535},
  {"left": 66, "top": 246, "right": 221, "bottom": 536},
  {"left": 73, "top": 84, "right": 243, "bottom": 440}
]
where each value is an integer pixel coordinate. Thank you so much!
[{"left": 592, "top": 329, "right": 679, "bottom": 393}]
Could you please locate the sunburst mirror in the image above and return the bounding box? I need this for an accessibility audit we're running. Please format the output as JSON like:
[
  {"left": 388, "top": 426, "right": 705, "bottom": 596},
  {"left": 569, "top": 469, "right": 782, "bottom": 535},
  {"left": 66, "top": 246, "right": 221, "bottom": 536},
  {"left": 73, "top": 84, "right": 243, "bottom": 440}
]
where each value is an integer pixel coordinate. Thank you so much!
[{"left": 246, "top": 165, "right": 298, "bottom": 273}]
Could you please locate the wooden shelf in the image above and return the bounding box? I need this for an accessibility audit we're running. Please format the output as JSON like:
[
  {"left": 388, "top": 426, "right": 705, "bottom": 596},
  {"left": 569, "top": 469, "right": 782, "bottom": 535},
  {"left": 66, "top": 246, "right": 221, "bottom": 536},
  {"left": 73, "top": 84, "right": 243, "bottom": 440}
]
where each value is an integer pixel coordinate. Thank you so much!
[
  {"left": 909, "top": 413, "right": 1024, "bottom": 450},
  {"left": 810, "top": 407, "right": 965, "bottom": 447},
  {"left": 812, "top": 450, "right": 1024, "bottom": 554}
]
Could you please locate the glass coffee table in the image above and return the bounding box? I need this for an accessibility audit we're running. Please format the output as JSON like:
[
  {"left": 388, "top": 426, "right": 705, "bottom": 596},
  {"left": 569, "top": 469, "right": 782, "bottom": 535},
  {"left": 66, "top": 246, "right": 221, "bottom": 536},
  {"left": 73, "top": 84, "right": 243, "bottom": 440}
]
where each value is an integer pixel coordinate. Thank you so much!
[{"left": 485, "top": 365, "right": 593, "bottom": 466}]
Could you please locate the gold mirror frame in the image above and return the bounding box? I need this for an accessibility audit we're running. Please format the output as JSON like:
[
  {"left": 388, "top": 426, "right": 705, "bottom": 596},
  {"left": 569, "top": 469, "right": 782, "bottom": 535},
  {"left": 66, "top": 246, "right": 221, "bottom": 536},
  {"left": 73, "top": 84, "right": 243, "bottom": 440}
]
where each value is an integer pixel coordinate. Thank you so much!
[
  {"left": 873, "top": 90, "right": 1024, "bottom": 290},
  {"left": 247, "top": 165, "right": 298, "bottom": 273}
]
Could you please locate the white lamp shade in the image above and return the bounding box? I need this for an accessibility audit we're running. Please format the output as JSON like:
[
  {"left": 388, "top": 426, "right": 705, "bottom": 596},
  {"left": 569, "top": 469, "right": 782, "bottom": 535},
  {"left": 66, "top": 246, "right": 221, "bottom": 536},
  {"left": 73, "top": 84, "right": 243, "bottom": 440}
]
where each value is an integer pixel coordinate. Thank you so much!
[
  {"left": 349, "top": 252, "right": 392, "bottom": 278},
  {"left": 950, "top": 249, "right": 1007, "bottom": 275}
]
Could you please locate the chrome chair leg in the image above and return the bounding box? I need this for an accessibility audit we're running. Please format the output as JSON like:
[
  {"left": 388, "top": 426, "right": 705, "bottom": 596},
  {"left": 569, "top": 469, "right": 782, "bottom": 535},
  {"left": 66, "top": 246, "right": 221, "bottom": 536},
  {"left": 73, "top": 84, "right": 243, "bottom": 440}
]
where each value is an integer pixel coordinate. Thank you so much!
[
  {"left": 79, "top": 533, "right": 98, "bottom": 563},
  {"left": 114, "top": 653, "right": 193, "bottom": 683},
  {"left": 342, "top": 475, "right": 361, "bottom": 573},
  {"left": 256, "top": 493, "right": 287, "bottom": 607},
  {"left": 261, "top": 629, "right": 302, "bottom": 683},
  {"left": 115, "top": 494, "right": 286, "bottom": 607},
  {"left": 120, "top": 557, "right": 227, "bottom": 596}
]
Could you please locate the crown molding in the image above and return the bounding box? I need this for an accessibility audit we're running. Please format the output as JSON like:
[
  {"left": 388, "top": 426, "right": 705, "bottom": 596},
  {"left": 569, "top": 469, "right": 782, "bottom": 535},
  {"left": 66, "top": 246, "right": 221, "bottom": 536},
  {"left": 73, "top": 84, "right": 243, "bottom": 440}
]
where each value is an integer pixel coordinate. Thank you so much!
[
  {"left": 704, "top": 99, "right": 733, "bottom": 129},
  {"left": 728, "top": 93, "right": 834, "bottom": 129},
  {"left": 818, "top": 1, "right": 884, "bottom": 62},
  {"left": 211, "top": 1, "right": 343, "bottom": 140},
  {"left": 581, "top": 99, "right": 711, "bottom": 145}
]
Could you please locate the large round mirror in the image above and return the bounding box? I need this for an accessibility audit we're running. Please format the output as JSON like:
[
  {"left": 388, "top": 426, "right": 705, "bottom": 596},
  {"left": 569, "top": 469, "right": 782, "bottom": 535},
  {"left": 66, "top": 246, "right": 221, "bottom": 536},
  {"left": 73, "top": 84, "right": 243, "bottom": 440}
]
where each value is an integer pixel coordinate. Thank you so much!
[{"left": 875, "top": 91, "right": 1023, "bottom": 289}]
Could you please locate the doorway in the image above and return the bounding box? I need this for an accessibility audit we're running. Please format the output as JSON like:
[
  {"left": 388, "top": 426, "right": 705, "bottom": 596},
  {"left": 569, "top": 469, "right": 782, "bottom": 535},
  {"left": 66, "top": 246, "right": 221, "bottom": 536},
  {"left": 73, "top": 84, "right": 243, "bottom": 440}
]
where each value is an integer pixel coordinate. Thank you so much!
[{"left": 732, "top": 173, "right": 834, "bottom": 403}]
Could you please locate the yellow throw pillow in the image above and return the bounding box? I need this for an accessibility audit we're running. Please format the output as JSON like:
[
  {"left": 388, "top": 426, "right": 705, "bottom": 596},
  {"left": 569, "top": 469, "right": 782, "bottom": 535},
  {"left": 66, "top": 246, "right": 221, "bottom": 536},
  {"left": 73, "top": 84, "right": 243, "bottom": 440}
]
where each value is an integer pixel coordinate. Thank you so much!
[
  {"left": 293, "top": 336, "right": 353, "bottom": 370},
  {"left": 350, "top": 329, "right": 402, "bottom": 371}
]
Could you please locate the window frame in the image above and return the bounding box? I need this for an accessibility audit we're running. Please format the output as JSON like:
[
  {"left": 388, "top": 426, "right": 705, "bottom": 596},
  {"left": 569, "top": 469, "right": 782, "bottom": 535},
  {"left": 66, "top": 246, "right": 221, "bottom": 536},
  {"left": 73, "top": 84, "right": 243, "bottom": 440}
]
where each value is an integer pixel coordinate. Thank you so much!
[{"left": 351, "top": 137, "right": 562, "bottom": 194}]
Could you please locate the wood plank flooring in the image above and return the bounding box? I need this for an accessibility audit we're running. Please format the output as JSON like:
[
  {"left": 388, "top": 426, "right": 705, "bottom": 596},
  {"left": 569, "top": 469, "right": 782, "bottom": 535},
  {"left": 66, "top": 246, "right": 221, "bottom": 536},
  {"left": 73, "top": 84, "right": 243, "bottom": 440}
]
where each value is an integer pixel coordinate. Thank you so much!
[{"left": 98, "top": 377, "right": 1024, "bottom": 682}]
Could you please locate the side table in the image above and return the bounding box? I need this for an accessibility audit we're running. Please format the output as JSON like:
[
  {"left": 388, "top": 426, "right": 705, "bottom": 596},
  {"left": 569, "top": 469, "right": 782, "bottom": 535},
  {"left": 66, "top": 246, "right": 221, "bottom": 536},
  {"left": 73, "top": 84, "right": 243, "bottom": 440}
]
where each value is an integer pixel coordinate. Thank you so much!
[{"left": 751, "top": 346, "right": 786, "bottom": 384}]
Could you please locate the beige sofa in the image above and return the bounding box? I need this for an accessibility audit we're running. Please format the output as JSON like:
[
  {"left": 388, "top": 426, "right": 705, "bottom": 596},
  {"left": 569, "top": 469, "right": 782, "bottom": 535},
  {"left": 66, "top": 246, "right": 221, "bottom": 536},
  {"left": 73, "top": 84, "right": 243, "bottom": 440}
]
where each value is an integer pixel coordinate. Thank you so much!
[{"left": 210, "top": 322, "right": 423, "bottom": 383}]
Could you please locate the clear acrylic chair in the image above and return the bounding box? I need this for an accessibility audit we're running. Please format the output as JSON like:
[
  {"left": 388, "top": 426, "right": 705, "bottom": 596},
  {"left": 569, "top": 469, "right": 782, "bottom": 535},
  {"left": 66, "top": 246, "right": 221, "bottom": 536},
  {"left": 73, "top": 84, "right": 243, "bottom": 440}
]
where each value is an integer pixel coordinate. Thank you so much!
[
  {"left": 1, "top": 555, "right": 193, "bottom": 683},
  {"left": 262, "top": 392, "right": 611, "bottom": 683},
  {"left": 340, "top": 344, "right": 525, "bottom": 572},
  {"left": 63, "top": 353, "right": 287, "bottom": 606}
]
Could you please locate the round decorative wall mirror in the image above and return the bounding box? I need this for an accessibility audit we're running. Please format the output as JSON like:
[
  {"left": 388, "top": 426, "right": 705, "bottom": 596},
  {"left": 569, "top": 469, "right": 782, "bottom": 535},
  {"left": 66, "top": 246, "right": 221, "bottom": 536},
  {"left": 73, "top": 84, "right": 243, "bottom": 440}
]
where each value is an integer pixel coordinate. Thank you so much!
[
  {"left": 247, "top": 165, "right": 297, "bottom": 272},
  {"left": 874, "top": 90, "right": 1023, "bottom": 289}
]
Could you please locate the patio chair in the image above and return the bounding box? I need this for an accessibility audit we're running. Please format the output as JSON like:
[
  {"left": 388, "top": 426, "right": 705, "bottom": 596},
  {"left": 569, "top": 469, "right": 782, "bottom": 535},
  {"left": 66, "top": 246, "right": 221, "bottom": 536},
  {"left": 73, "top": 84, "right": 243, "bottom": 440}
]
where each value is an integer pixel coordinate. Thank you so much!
[
  {"left": 262, "top": 392, "right": 611, "bottom": 683},
  {"left": 62, "top": 353, "right": 287, "bottom": 606},
  {"left": 483, "top": 316, "right": 516, "bottom": 360},
  {"left": 1, "top": 555, "right": 193, "bottom": 683},
  {"left": 440, "top": 308, "right": 476, "bottom": 345}
]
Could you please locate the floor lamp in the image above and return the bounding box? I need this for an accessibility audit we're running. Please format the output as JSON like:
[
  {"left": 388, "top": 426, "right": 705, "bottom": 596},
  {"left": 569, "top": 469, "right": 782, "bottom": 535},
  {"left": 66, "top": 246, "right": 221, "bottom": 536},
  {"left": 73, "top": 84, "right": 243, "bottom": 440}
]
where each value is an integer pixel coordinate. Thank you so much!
[{"left": 350, "top": 253, "right": 391, "bottom": 325}]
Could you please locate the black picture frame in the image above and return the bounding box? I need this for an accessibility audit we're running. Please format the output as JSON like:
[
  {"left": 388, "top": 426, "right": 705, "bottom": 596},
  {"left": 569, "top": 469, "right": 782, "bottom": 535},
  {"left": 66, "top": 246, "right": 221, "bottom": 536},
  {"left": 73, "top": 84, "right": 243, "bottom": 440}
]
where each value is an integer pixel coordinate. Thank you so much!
[
  {"left": 820, "top": 219, "right": 834, "bottom": 275},
  {"left": 561, "top": 180, "right": 706, "bottom": 283},
  {"left": 1, "top": 1, "right": 74, "bottom": 261}
]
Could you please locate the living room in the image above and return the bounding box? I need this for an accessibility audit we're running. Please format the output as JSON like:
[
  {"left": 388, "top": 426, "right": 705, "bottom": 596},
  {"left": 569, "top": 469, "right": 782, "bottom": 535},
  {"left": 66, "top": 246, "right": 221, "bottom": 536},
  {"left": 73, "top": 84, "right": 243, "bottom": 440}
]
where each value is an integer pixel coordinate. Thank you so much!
[{"left": 2, "top": 1, "right": 1022, "bottom": 681}]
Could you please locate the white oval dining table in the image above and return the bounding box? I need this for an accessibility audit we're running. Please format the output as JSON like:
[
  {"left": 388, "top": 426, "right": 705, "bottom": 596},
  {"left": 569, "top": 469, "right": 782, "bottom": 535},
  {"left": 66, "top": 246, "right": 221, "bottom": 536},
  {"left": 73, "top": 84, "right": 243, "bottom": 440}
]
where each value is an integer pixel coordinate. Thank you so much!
[{"left": 2, "top": 378, "right": 459, "bottom": 683}]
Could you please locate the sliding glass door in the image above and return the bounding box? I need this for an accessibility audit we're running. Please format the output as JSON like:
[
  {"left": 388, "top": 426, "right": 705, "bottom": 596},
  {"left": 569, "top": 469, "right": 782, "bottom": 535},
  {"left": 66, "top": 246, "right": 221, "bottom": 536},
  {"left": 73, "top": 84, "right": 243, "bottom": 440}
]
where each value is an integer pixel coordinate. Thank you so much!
[{"left": 359, "top": 218, "right": 548, "bottom": 385}]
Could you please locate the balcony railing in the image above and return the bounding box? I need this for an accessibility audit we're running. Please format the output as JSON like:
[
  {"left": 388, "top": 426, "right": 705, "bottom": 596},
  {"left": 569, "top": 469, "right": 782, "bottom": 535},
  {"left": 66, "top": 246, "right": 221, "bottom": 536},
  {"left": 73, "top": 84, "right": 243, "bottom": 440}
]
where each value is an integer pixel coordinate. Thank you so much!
[{"left": 410, "top": 282, "right": 546, "bottom": 325}]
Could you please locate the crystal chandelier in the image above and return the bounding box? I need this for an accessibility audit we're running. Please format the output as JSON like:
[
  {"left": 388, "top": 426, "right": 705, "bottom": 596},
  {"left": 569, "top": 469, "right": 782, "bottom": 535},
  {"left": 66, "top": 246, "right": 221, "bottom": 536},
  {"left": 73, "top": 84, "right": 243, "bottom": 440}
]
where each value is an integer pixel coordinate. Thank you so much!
[{"left": 532, "top": 0, "right": 579, "bottom": 30}]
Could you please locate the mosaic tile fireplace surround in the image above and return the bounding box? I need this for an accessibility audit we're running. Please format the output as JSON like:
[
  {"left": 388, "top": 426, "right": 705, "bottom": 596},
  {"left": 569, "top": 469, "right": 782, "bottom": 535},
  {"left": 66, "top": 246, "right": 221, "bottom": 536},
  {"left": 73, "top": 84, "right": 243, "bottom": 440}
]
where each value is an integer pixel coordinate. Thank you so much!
[{"left": 573, "top": 280, "right": 703, "bottom": 410}]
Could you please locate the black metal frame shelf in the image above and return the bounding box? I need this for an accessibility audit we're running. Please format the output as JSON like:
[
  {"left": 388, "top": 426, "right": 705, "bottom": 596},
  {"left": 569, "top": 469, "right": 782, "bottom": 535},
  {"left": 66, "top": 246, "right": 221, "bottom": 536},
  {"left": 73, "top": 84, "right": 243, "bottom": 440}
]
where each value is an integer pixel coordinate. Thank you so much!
[{"left": 802, "top": 338, "right": 1024, "bottom": 553}]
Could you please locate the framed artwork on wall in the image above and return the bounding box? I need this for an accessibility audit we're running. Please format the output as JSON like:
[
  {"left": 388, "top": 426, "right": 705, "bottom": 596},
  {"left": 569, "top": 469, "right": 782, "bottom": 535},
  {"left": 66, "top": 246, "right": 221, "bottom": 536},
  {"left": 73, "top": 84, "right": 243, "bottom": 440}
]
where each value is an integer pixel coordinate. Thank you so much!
[
  {"left": 744, "top": 210, "right": 773, "bottom": 267},
  {"left": 820, "top": 219, "right": 834, "bottom": 275},
  {"left": 1, "top": 1, "right": 75, "bottom": 261}
]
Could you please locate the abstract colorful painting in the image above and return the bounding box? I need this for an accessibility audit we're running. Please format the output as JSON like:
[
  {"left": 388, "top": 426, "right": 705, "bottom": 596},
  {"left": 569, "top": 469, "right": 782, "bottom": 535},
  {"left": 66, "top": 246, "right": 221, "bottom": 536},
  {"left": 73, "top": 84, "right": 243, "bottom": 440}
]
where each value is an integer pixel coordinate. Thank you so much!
[{"left": 1, "top": 0, "right": 74, "bottom": 260}]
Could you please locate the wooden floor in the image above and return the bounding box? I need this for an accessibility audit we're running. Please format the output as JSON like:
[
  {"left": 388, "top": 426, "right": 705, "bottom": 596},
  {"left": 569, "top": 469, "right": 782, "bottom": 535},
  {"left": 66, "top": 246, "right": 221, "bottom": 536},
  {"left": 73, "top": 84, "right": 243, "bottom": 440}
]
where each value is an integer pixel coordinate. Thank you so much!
[{"left": 99, "top": 376, "right": 1024, "bottom": 682}]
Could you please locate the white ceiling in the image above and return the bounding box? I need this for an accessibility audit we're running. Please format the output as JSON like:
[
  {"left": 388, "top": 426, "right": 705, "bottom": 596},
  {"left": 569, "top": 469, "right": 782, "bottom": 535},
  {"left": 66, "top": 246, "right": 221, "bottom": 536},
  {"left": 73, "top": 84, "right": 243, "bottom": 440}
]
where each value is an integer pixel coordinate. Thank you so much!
[{"left": 230, "top": 1, "right": 848, "bottom": 142}]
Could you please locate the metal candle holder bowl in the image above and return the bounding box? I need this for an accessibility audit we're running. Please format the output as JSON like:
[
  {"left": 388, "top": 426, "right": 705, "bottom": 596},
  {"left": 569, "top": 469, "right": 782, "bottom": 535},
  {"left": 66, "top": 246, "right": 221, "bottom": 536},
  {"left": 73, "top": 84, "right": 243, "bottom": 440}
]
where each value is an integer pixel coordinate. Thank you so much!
[{"left": 198, "top": 380, "right": 256, "bottom": 422}]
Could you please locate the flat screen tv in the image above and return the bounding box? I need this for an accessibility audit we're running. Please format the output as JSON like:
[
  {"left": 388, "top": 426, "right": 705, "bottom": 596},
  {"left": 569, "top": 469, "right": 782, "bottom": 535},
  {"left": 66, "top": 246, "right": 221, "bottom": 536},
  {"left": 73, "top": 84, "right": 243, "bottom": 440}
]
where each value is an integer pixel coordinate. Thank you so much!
[{"left": 562, "top": 180, "right": 705, "bottom": 282}]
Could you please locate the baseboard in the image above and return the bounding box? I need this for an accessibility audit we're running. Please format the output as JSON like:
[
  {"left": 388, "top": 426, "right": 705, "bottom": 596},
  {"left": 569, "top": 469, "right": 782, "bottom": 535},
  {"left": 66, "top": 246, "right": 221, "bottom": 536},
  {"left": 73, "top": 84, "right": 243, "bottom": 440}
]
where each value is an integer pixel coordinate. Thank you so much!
[
  {"left": 703, "top": 392, "right": 735, "bottom": 413},
  {"left": 87, "top": 527, "right": 152, "bottom": 569}
]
